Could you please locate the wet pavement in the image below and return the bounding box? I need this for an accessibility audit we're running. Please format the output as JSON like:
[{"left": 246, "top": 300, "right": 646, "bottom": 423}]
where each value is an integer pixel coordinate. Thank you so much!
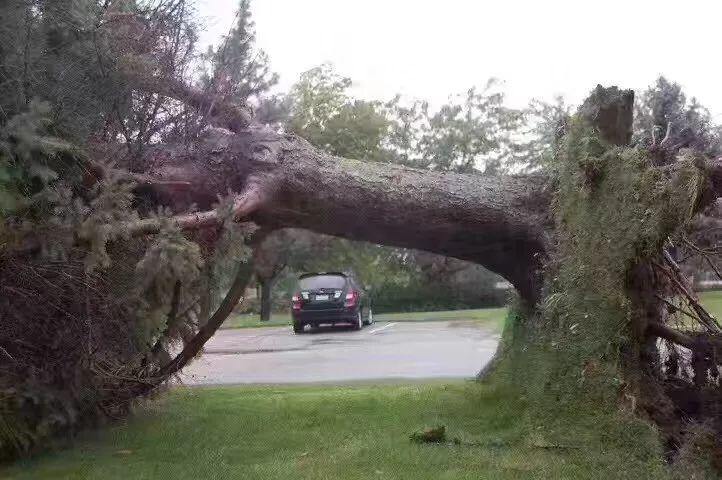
[{"left": 179, "top": 321, "right": 500, "bottom": 385}]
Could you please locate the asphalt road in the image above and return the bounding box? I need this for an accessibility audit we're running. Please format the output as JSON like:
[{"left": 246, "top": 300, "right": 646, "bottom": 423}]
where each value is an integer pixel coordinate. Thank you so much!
[{"left": 180, "top": 321, "right": 500, "bottom": 385}]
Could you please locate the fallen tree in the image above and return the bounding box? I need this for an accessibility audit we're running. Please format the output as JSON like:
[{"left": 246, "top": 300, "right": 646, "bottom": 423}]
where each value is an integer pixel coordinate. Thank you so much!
[
  {"left": 83, "top": 79, "right": 722, "bottom": 370},
  {"left": 3, "top": 60, "right": 722, "bottom": 469},
  {"left": 120, "top": 80, "right": 721, "bottom": 469}
]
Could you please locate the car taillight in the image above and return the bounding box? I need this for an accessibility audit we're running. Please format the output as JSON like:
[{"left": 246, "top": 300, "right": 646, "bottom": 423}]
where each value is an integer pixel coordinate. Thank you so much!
[
  {"left": 344, "top": 290, "right": 358, "bottom": 307},
  {"left": 292, "top": 293, "right": 302, "bottom": 310}
]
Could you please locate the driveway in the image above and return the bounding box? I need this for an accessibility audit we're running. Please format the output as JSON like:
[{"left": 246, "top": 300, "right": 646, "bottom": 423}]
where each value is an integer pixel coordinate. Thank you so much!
[{"left": 179, "top": 321, "right": 500, "bottom": 385}]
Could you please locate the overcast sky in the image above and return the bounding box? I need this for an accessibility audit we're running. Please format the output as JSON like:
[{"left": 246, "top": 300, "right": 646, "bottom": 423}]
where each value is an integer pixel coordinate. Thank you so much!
[{"left": 195, "top": 0, "right": 722, "bottom": 118}]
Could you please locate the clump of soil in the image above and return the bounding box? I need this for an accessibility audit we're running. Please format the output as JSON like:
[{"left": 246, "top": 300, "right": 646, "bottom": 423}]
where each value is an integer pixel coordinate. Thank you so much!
[{"left": 410, "top": 425, "right": 446, "bottom": 443}]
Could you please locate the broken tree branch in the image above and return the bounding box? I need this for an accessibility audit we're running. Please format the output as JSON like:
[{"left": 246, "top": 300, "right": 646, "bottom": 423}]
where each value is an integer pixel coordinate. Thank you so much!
[
  {"left": 120, "top": 183, "right": 264, "bottom": 236},
  {"left": 654, "top": 294, "right": 700, "bottom": 323},
  {"left": 157, "top": 259, "right": 254, "bottom": 378},
  {"left": 126, "top": 72, "right": 253, "bottom": 133},
  {"left": 682, "top": 236, "right": 722, "bottom": 282},
  {"left": 647, "top": 322, "right": 694, "bottom": 349},
  {"left": 655, "top": 253, "right": 722, "bottom": 333}
]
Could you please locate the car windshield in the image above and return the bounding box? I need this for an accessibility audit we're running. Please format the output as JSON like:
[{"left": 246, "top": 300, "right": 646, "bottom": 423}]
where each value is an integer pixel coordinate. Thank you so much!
[{"left": 299, "top": 274, "right": 346, "bottom": 290}]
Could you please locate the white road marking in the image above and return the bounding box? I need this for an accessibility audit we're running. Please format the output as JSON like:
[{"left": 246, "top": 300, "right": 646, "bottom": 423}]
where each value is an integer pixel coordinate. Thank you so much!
[{"left": 368, "top": 322, "right": 397, "bottom": 335}]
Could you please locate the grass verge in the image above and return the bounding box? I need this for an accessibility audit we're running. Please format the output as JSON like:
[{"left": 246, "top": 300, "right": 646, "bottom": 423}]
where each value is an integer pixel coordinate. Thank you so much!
[
  {"left": 2, "top": 382, "right": 669, "bottom": 480},
  {"left": 700, "top": 289, "right": 722, "bottom": 318},
  {"left": 222, "top": 291, "right": 722, "bottom": 330},
  {"left": 222, "top": 307, "right": 508, "bottom": 330}
]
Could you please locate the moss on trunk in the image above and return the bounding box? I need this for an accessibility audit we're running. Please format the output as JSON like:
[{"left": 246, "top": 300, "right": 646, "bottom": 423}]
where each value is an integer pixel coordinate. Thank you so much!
[{"left": 491, "top": 110, "right": 718, "bottom": 474}]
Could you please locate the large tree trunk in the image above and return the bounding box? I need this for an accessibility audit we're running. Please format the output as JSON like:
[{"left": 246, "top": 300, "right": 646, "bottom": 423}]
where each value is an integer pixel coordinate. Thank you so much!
[
  {"left": 140, "top": 129, "right": 552, "bottom": 303},
  {"left": 251, "top": 232, "right": 289, "bottom": 322}
]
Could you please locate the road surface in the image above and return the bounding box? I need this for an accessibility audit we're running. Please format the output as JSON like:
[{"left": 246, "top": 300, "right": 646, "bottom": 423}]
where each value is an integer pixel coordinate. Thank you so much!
[{"left": 179, "top": 321, "right": 500, "bottom": 385}]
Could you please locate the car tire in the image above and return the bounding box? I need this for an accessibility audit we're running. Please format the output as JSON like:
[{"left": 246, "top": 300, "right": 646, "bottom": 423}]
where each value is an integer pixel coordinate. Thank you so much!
[
  {"left": 293, "top": 322, "right": 305, "bottom": 334},
  {"left": 353, "top": 310, "right": 363, "bottom": 330},
  {"left": 363, "top": 308, "right": 374, "bottom": 325}
]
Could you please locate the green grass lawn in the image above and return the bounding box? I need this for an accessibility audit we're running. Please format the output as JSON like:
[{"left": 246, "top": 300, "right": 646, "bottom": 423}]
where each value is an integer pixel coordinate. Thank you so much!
[
  {"left": 376, "top": 307, "right": 507, "bottom": 330},
  {"left": 222, "top": 307, "right": 508, "bottom": 330},
  {"left": 222, "top": 312, "right": 293, "bottom": 329},
  {"left": 700, "top": 289, "right": 722, "bottom": 319},
  {"left": 2, "top": 382, "right": 670, "bottom": 480}
]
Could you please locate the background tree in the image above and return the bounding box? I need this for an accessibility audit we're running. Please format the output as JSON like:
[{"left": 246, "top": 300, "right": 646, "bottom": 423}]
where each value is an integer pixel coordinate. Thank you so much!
[
  {"left": 251, "top": 229, "right": 333, "bottom": 321},
  {"left": 509, "top": 96, "right": 571, "bottom": 173},
  {"left": 384, "top": 80, "right": 526, "bottom": 173},
  {"left": 416, "top": 80, "right": 524, "bottom": 173},
  {"left": 287, "top": 64, "right": 390, "bottom": 161},
  {"left": 199, "top": 0, "right": 278, "bottom": 106}
]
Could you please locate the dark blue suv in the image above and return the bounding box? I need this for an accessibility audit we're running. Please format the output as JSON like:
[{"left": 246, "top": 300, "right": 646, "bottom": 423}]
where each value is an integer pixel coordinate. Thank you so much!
[{"left": 291, "top": 272, "right": 373, "bottom": 333}]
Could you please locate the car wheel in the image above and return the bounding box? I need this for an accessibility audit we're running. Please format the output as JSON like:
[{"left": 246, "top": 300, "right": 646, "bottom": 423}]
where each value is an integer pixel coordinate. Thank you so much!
[
  {"left": 353, "top": 311, "right": 363, "bottom": 330},
  {"left": 293, "top": 322, "right": 305, "bottom": 334}
]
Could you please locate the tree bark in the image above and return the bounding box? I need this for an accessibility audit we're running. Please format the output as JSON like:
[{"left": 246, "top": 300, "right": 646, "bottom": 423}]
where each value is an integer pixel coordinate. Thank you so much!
[{"left": 259, "top": 277, "right": 273, "bottom": 322}]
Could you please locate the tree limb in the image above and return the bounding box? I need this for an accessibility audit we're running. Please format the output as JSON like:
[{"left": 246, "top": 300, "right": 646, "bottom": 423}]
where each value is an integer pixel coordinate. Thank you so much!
[
  {"left": 157, "top": 259, "right": 254, "bottom": 377},
  {"left": 120, "top": 183, "right": 264, "bottom": 237},
  {"left": 657, "top": 252, "right": 722, "bottom": 333},
  {"left": 647, "top": 322, "right": 694, "bottom": 349},
  {"left": 150, "top": 280, "right": 182, "bottom": 357},
  {"left": 682, "top": 236, "right": 722, "bottom": 282},
  {"left": 126, "top": 72, "right": 252, "bottom": 133}
]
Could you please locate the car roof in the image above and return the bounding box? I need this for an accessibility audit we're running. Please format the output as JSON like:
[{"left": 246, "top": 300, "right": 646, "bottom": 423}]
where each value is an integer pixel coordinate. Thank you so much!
[{"left": 298, "top": 272, "right": 348, "bottom": 279}]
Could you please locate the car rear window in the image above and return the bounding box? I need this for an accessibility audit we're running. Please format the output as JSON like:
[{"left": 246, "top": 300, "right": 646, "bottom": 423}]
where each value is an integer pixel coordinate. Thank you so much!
[{"left": 299, "top": 275, "right": 346, "bottom": 290}]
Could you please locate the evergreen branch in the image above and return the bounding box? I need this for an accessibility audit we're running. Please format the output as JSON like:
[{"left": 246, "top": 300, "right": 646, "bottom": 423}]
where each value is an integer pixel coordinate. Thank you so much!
[{"left": 4, "top": 183, "right": 265, "bottom": 258}]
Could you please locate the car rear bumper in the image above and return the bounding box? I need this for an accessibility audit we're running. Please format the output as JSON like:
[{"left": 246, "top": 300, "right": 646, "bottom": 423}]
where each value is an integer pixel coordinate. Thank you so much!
[{"left": 293, "top": 307, "right": 358, "bottom": 325}]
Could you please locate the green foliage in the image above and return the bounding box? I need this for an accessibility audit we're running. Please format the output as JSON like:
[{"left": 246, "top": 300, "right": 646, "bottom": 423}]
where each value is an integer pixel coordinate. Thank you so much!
[
  {"left": 287, "top": 64, "right": 390, "bottom": 161},
  {"left": 0, "top": 100, "right": 84, "bottom": 216},
  {"left": 205, "top": 196, "right": 255, "bottom": 313},
  {"left": 0, "top": 0, "right": 126, "bottom": 139},
  {"left": 134, "top": 212, "right": 203, "bottom": 341},
  {"left": 75, "top": 175, "right": 140, "bottom": 269},
  {"left": 416, "top": 80, "right": 524, "bottom": 173},
  {"left": 370, "top": 273, "right": 505, "bottom": 313},
  {"left": 384, "top": 80, "right": 526, "bottom": 173},
  {"left": 510, "top": 96, "right": 571, "bottom": 173},
  {"left": 199, "top": 0, "right": 278, "bottom": 103}
]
